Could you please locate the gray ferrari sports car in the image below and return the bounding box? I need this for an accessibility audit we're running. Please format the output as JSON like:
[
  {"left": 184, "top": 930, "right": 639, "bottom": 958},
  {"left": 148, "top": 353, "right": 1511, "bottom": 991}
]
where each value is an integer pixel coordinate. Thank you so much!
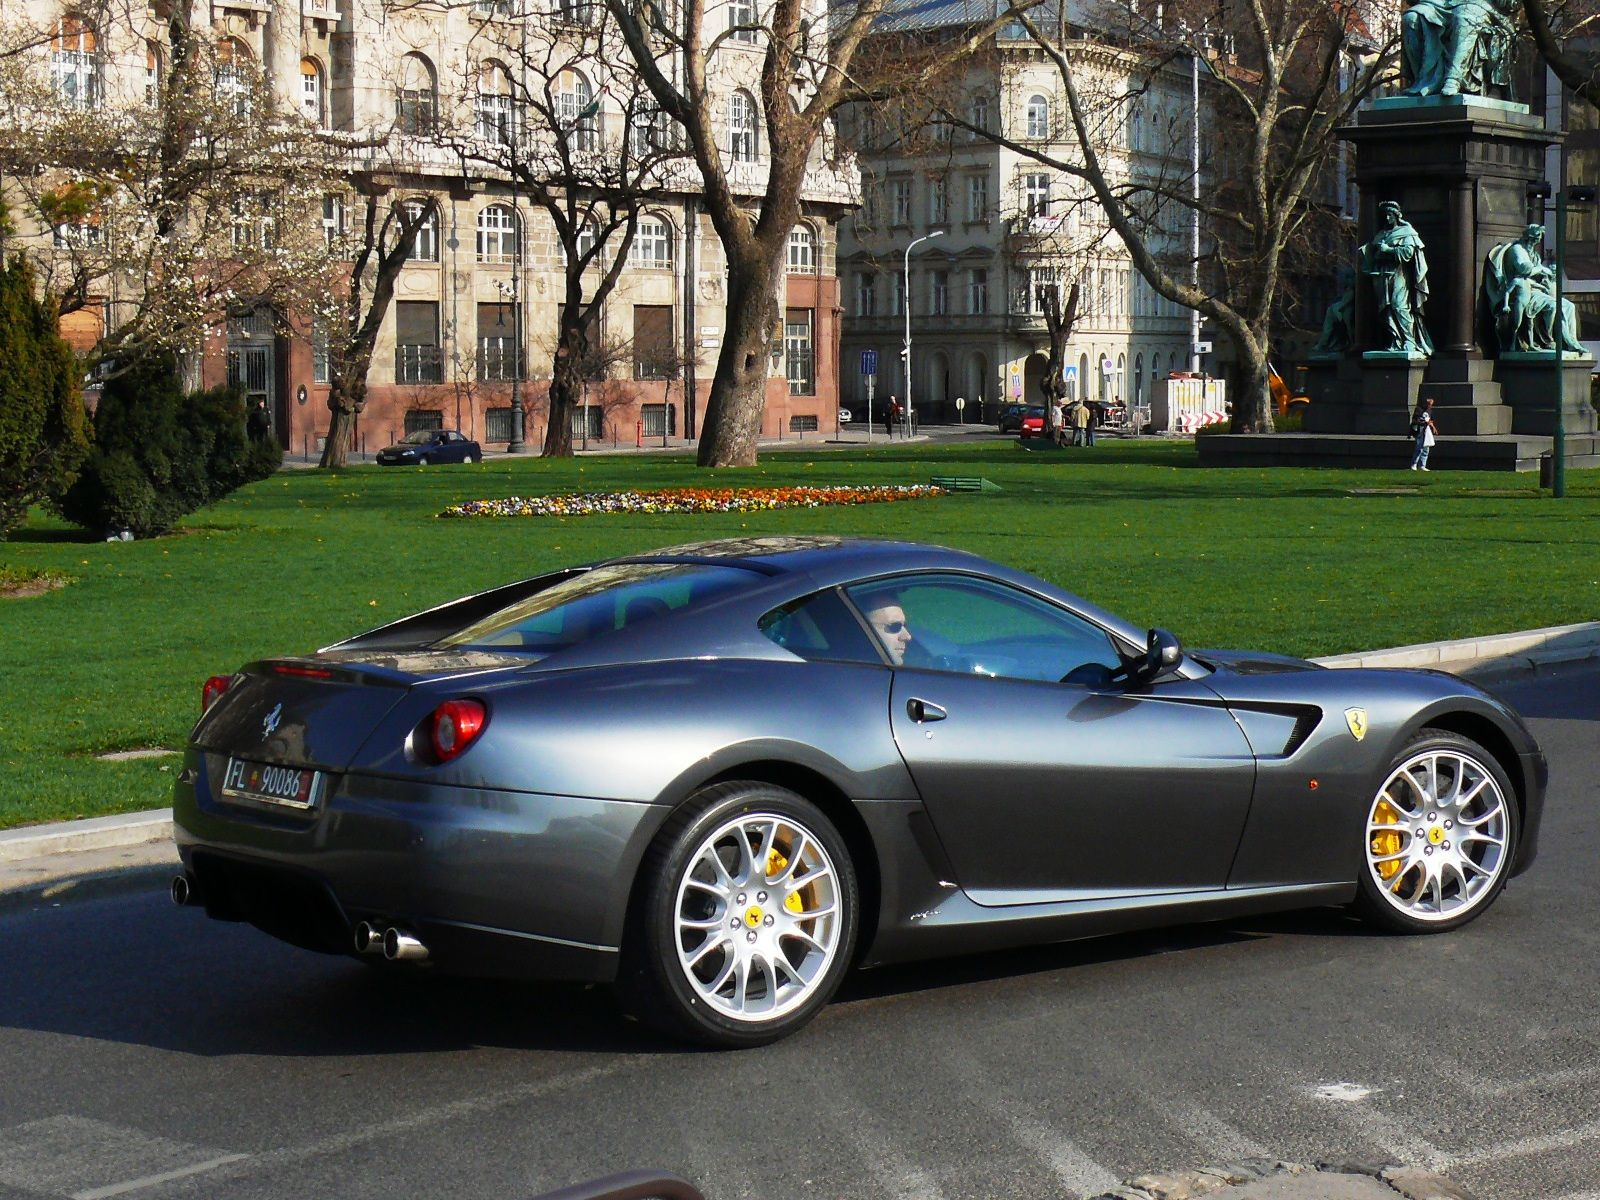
[{"left": 173, "top": 536, "right": 1546, "bottom": 1046}]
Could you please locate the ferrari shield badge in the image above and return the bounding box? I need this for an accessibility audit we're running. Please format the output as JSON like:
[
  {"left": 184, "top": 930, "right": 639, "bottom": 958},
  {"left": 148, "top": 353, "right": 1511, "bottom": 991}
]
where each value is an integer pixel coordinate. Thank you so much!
[{"left": 1344, "top": 707, "right": 1369, "bottom": 741}]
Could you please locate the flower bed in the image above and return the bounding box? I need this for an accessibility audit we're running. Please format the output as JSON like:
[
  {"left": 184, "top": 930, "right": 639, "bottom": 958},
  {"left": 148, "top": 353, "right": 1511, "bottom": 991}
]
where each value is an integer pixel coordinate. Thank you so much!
[{"left": 440, "top": 484, "right": 946, "bottom": 519}]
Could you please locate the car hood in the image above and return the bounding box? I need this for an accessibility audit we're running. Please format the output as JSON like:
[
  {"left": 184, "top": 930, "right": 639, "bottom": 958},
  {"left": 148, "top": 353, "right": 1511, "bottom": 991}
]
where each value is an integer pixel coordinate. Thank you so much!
[
  {"left": 379, "top": 444, "right": 420, "bottom": 455},
  {"left": 1192, "top": 648, "right": 1322, "bottom": 675}
]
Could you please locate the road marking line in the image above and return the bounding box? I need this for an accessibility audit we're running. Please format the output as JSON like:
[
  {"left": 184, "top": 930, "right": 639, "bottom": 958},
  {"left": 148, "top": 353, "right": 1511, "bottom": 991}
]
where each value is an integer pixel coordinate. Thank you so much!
[
  {"left": 1453, "top": 1117, "right": 1600, "bottom": 1168},
  {"left": 1157, "top": 1098, "right": 1270, "bottom": 1162},
  {"left": 72, "top": 1155, "right": 249, "bottom": 1200},
  {"left": 1304, "top": 1086, "right": 1452, "bottom": 1172}
]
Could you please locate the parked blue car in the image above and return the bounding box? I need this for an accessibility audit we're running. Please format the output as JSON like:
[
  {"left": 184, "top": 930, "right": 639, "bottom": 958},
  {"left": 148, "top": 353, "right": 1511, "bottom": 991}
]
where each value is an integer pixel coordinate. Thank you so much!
[{"left": 376, "top": 430, "right": 483, "bottom": 466}]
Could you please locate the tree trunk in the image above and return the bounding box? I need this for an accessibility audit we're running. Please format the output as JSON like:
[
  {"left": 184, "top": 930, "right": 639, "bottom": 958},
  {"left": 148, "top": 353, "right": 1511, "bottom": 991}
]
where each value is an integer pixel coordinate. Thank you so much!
[
  {"left": 1230, "top": 331, "right": 1274, "bottom": 433},
  {"left": 320, "top": 353, "right": 371, "bottom": 467},
  {"left": 698, "top": 256, "right": 780, "bottom": 467},
  {"left": 543, "top": 325, "right": 587, "bottom": 458}
]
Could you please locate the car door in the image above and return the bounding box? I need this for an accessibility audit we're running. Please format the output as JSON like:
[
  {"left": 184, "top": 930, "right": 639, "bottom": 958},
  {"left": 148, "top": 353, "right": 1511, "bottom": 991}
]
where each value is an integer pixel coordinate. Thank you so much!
[{"left": 846, "top": 574, "right": 1257, "bottom": 905}]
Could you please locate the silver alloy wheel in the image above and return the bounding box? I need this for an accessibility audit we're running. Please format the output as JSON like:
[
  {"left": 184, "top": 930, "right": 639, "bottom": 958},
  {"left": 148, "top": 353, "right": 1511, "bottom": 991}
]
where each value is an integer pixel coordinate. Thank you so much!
[
  {"left": 673, "top": 812, "right": 842, "bottom": 1023},
  {"left": 1366, "top": 747, "right": 1510, "bottom": 923}
]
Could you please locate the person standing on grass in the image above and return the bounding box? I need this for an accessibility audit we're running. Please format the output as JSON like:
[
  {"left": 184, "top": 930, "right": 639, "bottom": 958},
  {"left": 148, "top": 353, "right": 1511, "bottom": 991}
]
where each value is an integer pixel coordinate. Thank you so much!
[
  {"left": 1410, "top": 396, "right": 1437, "bottom": 471},
  {"left": 1074, "top": 398, "right": 1093, "bottom": 447}
]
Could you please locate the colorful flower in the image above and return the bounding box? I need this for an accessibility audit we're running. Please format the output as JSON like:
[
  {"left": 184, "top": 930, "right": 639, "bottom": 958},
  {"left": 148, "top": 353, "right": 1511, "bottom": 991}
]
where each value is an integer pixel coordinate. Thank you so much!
[{"left": 439, "top": 485, "right": 947, "bottom": 519}]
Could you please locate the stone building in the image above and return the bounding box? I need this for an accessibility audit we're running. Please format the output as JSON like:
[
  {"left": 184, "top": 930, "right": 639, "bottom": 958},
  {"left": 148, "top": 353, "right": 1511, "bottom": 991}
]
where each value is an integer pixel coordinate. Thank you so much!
[
  {"left": 6, "top": 0, "right": 856, "bottom": 454},
  {"left": 838, "top": 10, "right": 1198, "bottom": 427}
]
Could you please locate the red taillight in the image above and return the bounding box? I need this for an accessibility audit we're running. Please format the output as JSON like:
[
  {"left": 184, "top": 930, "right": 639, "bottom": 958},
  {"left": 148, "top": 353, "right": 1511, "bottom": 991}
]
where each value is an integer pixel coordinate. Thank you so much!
[
  {"left": 271, "top": 663, "right": 333, "bottom": 679},
  {"left": 202, "top": 674, "right": 233, "bottom": 713},
  {"left": 429, "top": 699, "right": 487, "bottom": 763}
]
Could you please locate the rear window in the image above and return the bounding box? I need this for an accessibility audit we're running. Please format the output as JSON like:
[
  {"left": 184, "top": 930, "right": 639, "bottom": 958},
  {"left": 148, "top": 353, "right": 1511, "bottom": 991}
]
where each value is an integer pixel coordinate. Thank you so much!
[{"left": 434, "top": 563, "right": 754, "bottom": 654}]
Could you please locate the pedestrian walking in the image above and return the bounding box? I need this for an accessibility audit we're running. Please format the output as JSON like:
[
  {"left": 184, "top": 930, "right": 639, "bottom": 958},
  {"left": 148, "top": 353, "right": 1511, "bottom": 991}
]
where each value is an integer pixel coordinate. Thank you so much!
[
  {"left": 885, "top": 395, "right": 897, "bottom": 438},
  {"left": 1073, "top": 399, "right": 1092, "bottom": 447},
  {"left": 247, "top": 399, "right": 271, "bottom": 443},
  {"left": 1409, "top": 396, "right": 1436, "bottom": 471},
  {"left": 1051, "top": 400, "right": 1066, "bottom": 446}
]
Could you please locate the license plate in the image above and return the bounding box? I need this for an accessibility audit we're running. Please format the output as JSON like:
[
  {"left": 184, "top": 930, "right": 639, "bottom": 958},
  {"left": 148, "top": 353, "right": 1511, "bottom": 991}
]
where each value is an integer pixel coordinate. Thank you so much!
[{"left": 221, "top": 758, "right": 323, "bottom": 810}]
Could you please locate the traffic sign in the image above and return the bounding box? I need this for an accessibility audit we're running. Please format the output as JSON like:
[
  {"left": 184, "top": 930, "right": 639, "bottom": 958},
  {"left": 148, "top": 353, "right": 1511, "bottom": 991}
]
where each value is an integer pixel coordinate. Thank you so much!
[
  {"left": 1193, "top": 341, "right": 1213, "bottom": 355},
  {"left": 861, "top": 349, "right": 878, "bottom": 376},
  {"left": 1062, "top": 365, "right": 1078, "bottom": 382}
]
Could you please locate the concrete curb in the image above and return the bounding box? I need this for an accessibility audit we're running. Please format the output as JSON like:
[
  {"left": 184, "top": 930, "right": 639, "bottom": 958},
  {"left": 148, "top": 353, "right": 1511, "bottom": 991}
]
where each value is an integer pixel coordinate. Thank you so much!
[
  {"left": 1311, "top": 619, "right": 1600, "bottom": 678},
  {"left": 0, "top": 809, "right": 172, "bottom": 863}
]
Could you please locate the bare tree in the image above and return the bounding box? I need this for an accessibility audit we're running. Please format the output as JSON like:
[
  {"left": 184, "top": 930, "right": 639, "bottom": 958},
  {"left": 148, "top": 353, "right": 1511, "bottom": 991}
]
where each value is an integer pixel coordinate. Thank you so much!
[
  {"left": 601, "top": 0, "right": 1032, "bottom": 465},
  {"left": 1523, "top": 0, "right": 1600, "bottom": 108},
  {"left": 438, "top": 6, "right": 690, "bottom": 456},
  {"left": 315, "top": 189, "right": 439, "bottom": 468},
  {"left": 988, "top": 0, "right": 1396, "bottom": 431}
]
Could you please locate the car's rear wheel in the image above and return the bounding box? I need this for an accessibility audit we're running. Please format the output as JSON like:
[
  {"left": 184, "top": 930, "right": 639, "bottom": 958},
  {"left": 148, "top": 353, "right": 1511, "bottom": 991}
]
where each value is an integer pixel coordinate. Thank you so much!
[
  {"left": 622, "top": 782, "right": 857, "bottom": 1048},
  {"left": 468, "top": 450, "right": 481, "bottom": 464},
  {"left": 1354, "top": 729, "right": 1518, "bottom": 933}
]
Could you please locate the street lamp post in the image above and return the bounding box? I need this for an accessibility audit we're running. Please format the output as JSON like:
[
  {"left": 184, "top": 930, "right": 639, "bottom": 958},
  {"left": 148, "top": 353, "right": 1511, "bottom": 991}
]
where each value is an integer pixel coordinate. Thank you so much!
[
  {"left": 903, "top": 229, "right": 945, "bottom": 434},
  {"left": 1529, "top": 181, "right": 1596, "bottom": 498}
]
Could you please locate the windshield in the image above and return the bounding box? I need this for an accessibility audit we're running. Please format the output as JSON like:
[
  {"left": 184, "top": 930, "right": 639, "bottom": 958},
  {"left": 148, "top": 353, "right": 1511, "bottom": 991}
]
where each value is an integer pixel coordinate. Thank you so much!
[
  {"left": 434, "top": 563, "right": 756, "bottom": 654},
  {"left": 399, "top": 431, "right": 437, "bottom": 445}
]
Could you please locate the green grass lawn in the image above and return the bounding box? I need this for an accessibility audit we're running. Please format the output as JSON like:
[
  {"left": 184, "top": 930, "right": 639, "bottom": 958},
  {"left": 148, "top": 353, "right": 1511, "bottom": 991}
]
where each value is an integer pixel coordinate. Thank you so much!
[{"left": 4, "top": 437, "right": 1598, "bottom": 829}]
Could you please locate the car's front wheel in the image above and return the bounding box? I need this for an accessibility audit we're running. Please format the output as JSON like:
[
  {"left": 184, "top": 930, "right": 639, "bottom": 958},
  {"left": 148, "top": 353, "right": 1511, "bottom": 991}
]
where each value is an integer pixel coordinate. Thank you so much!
[
  {"left": 1354, "top": 729, "right": 1519, "bottom": 933},
  {"left": 622, "top": 782, "right": 858, "bottom": 1048}
]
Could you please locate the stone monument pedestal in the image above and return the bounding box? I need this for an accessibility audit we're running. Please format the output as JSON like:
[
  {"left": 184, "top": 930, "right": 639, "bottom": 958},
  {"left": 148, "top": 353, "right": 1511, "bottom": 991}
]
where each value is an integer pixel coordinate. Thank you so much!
[{"left": 1494, "top": 355, "right": 1599, "bottom": 435}]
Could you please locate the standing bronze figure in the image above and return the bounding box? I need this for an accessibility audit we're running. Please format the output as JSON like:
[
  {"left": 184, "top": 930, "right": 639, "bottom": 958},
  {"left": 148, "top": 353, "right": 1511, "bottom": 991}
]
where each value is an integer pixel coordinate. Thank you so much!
[{"left": 1361, "top": 201, "right": 1433, "bottom": 355}]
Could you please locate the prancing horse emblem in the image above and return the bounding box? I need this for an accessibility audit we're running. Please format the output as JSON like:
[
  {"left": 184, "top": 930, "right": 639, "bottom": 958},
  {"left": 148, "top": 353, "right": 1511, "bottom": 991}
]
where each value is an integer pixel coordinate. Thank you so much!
[
  {"left": 262, "top": 702, "right": 283, "bottom": 738},
  {"left": 1345, "top": 707, "right": 1368, "bottom": 741}
]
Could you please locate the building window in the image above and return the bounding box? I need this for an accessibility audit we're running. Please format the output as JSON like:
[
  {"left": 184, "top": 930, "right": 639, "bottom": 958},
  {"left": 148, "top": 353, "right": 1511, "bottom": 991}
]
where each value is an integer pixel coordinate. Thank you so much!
[
  {"left": 890, "top": 178, "right": 912, "bottom": 226},
  {"left": 787, "top": 225, "right": 815, "bottom": 272},
  {"left": 145, "top": 41, "right": 161, "bottom": 107},
  {"left": 1025, "top": 173, "right": 1051, "bottom": 217},
  {"left": 634, "top": 304, "right": 675, "bottom": 378},
  {"left": 1026, "top": 94, "right": 1050, "bottom": 139},
  {"left": 728, "top": 0, "right": 758, "bottom": 43},
  {"left": 312, "top": 323, "right": 330, "bottom": 384},
  {"left": 630, "top": 105, "right": 673, "bottom": 156},
  {"left": 477, "top": 205, "right": 519, "bottom": 264},
  {"left": 931, "top": 270, "right": 948, "bottom": 316},
  {"left": 557, "top": 72, "right": 598, "bottom": 151},
  {"left": 395, "top": 301, "right": 442, "bottom": 383},
  {"left": 632, "top": 215, "right": 673, "bottom": 267},
  {"left": 968, "top": 268, "right": 988, "bottom": 315},
  {"left": 929, "top": 176, "right": 947, "bottom": 225},
  {"left": 476, "top": 64, "right": 514, "bottom": 145},
  {"left": 969, "top": 93, "right": 991, "bottom": 137},
  {"left": 785, "top": 309, "right": 813, "bottom": 395},
  {"left": 891, "top": 273, "right": 905, "bottom": 316},
  {"left": 321, "top": 193, "right": 345, "bottom": 247},
  {"left": 1029, "top": 266, "right": 1062, "bottom": 314},
  {"left": 404, "top": 200, "right": 439, "bottom": 262},
  {"left": 397, "top": 54, "right": 437, "bottom": 134},
  {"left": 404, "top": 409, "right": 444, "bottom": 434},
  {"left": 555, "top": 0, "right": 596, "bottom": 24},
  {"left": 729, "top": 91, "right": 758, "bottom": 162},
  {"left": 300, "top": 58, "right": 325, "bottom": 126},
  {"left": 477, "top": 302, "right": 518, "bottom": 380},
  {"left": 855, "top": 272, "right": 876, "bottom": 317},
  {"left": 52, "top": 217, "right": 101, "bottom": 248},
  {"left": 230, "top": 194, "right": 276, "bottom": 249},
  {"left": 215, "top": 38, "right": 252, "bottom": 118},
  {"left": 965, "top": 172, "right": 988, "bottom": 222},
  {"left": 50, "top": 16, "right": 98, "bottom": 109}
]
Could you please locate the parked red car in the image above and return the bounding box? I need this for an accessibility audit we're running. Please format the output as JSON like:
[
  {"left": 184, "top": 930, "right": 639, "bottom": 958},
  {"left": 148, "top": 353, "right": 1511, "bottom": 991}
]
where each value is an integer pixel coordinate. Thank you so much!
[{"left": 1017, "top": 406, "right": 1047, "bottom": 439}]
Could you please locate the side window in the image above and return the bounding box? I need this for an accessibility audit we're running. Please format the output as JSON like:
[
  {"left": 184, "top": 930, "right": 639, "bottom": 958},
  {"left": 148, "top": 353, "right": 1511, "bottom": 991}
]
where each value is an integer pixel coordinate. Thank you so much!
[
  {"left": 758, "top": 590, "right": 882, "bottom": 664},
  {"left": 844, "top": 574, "right": 1122, "bottom": 683}
]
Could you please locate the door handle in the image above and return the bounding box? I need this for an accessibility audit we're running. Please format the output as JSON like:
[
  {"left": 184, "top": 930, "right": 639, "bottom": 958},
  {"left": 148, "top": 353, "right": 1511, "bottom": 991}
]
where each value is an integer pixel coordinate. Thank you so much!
[{"left": 906, "top": 698, "right": 947, "bottom": 723}]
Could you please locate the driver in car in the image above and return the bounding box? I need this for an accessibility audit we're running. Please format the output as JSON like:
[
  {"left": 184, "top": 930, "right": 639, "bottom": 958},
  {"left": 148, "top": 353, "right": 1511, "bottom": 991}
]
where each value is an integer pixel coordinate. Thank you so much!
[{"left": 862, "top": 596, "right": 913, "bottom": 666}]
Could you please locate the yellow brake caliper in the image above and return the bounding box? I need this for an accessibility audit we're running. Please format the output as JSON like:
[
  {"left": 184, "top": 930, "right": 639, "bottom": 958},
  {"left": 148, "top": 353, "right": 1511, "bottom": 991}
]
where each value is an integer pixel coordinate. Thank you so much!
[
  {"left": 1372, "top": 800, "right": 1403, "bottom": 880},
  {"left": 766, "top": 847, "right": 806, "bottom": 914}
]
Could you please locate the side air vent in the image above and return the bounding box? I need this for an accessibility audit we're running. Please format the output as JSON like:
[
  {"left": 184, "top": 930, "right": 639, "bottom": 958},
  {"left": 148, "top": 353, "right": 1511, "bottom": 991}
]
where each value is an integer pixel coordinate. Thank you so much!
[{"left": 1281, "top": 709, "right": 1322, "bottom": 757}]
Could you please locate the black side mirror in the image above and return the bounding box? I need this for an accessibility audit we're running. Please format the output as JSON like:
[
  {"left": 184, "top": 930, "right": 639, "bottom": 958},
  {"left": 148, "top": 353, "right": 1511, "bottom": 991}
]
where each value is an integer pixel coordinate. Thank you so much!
[{"left": 1129, "top": 628, "right": 1183, "bottom": 685}]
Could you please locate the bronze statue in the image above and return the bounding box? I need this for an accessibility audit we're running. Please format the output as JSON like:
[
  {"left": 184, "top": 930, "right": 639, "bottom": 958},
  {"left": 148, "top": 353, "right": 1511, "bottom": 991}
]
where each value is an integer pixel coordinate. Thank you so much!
[
  {"left": 1401, "top": 0, "right": 1515, "bottom": 99},
  {"left": 1361, "top": 201, "right": 1433, "bottom": 355},
  {"left": 1311, "top": 286, "right": 1356, "bottom": 355},
  {"left": 1481, "top": 224, "right": 1586, "bottom": 354}
]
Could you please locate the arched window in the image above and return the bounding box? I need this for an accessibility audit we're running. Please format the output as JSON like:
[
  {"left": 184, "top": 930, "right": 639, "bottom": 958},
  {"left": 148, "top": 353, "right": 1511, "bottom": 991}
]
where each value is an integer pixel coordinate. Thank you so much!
[
  {"left": 215, "top": 38, "right": 253, "bottom": 118},
  {"left": 1116, "top": 353, "right": 1126, "bottom": 404},
  {"left": 787, "top": 224, "right": 815, "bottom": 272},
  {"left": 630, "top": 214, "right": 674, "bottom": 267},
  {"left": 1135, "top": 352, "right": 1144, "bottom": 404},
  {"left": 1025, "top": 94, "right": 1050, "bottom": 139},
  {"left": 969, "top": 93, "right": 991, "bottom": 137},
  {"left": 50, "top": 16, "right": 98, "bottom": 109},
  {"left": 557, "top": 71, "right": 597, "bottom": 151},
  {"left": 1077, "top": 352, "right": 1089, "bottom": 401},
  {"left": 403, "top": 199, "right": 439, "bottom": 262},
  {"left": 397, "top": 53, "right": 437, "bottom": 134},
  {"left": 475, "top": 63, "right": 514, "bottom": 145},
  {"left": 477, "top": 204, "right": 519, "bottom": 264},
  {"left": 729, "top": 91, "right": 758, "bottom": 163},
  {"left": 300, "top": 58, "right": 325, "bottom": 126},
  {"left": 145, "top": 40, "right": 162, "bottom": 107},
  {"left": 1152, "top": 353, "right": 1163, "bottom": 385}
]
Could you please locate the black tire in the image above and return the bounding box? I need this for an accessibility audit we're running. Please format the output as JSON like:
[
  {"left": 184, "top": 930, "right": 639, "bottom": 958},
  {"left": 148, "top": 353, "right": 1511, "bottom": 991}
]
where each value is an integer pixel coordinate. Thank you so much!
[
  {"left": 620, "top": 781, "right": 858, "bottom": 1048},
  {"left": 417, "top": 455, "right": 429, "bottom": 466},
  {"left": 468, "top": 451, "right": 481, "bottom": 464},
  {"left": 1352, "top": 728, "right": 1520, "bottom": 934}
]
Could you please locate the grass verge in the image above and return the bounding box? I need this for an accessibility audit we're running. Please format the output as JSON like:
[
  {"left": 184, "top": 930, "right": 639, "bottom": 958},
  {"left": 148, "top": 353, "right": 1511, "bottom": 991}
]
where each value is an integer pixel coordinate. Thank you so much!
[{"left": 4, "top": 436, "right": 1597, "bottom": 829}]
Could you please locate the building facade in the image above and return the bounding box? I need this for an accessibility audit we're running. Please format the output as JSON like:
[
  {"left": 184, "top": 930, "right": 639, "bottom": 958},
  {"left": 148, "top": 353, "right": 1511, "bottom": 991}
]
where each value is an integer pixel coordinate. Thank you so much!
[
  {"left": 6, "top": 0, "right": 856, "bottom": 454},
  {"left": 838, "top": 25, "right": 1197, "bottom": 427}
]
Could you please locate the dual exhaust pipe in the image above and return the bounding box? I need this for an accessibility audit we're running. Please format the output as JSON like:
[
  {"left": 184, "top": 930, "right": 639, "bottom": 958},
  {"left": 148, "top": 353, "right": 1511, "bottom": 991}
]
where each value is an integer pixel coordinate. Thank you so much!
[
  {"left": 173, "top": 874, "right": 428, "bottom": 964},
  {"left": 354, "top": 920, "right": 429, "bottom": 963}
]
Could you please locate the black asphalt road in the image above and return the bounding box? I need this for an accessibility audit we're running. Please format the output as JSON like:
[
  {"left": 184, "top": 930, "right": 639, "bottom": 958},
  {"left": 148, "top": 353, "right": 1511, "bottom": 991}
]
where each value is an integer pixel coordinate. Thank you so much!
[{"left": 2, "top": 669, "right": 1597, "bottom": 1200}]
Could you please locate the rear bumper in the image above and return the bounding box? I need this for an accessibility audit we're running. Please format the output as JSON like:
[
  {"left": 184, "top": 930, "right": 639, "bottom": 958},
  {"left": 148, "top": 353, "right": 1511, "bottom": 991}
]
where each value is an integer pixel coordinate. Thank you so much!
[{"left": 173, "top": 750, "right": 669, "bottom": 982}]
